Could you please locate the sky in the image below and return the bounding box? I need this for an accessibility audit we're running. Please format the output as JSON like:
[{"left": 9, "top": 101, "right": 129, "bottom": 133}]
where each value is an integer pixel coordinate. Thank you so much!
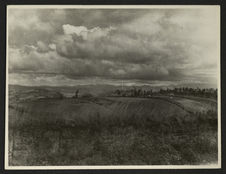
[{"left": 8, "top": 6, "right": 220, "bottom": 87}]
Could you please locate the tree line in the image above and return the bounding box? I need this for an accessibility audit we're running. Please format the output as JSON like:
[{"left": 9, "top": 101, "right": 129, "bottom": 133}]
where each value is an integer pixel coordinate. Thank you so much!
[
  {"left": 111, "top": 87, "right": 217, "bottom": 99},
  {"left": 159, "top": 87, "right": 217, "bottom": 99}
]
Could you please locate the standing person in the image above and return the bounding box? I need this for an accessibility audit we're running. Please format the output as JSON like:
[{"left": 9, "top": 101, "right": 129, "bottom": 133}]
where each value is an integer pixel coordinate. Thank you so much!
[{"left": 75, "top": 89, "right": 79, "bottom": 98}]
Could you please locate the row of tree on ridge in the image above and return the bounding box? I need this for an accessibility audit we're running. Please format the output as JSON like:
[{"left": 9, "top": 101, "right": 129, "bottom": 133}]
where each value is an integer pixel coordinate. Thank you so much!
[{"left": 111, "top": 87, "right": 217, "bottom": 99}]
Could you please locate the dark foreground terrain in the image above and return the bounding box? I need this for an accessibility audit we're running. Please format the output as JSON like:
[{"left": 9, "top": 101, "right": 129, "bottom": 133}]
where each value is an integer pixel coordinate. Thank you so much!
[{"left": 8, "top": 85, "right": 218, "bottom": 165}]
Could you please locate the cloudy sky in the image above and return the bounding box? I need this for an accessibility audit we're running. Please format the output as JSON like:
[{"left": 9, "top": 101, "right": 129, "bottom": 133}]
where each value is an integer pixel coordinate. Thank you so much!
[{"left": 8, "top": 6, "right": 220, "bottom": 87}]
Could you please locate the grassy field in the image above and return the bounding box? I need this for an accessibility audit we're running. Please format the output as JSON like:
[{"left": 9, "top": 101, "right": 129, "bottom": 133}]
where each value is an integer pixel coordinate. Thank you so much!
[
  {"left": 8, "top": 85, "right": 218, "bottom": 166},
  {"left": 153, "top": 95, "right": 217, "bottom": 113}
]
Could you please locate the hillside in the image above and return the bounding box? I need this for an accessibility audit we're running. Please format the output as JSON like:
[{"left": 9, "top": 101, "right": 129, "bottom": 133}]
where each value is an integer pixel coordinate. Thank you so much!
[
  {"left": 9, "top": 97, "right": 190, "bottom": 128},
  {"left": 8, "top": 85, "right": 218, "bottom": 166}
]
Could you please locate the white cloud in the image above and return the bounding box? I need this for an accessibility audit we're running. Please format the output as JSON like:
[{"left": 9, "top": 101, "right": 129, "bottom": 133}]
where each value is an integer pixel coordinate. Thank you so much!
[
  {"left": 49, "top": 43, "right": 56, "bottom": 50},
  {"left": 62, "top": 24, "right": 115, "bottom": 40},
  {"left": 63, "top": 25, "right": 88, "bottom": 35}
]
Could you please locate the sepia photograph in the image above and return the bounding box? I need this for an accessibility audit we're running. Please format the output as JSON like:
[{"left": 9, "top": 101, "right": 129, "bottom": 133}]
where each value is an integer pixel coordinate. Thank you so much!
[{"left": 5, "top": 5, "right": 220, "bottom": 169}]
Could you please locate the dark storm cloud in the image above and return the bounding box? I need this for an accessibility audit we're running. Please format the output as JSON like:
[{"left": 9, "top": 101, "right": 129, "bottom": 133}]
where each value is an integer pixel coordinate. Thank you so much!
[{"left": 8, "top": 7, "right": 219, "bottom": 86}]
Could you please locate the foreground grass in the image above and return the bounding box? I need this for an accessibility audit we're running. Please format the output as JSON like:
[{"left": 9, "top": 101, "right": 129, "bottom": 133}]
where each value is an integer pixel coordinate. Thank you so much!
[{"left": 9, "top": 110, "right": 217, "bottom": 166}]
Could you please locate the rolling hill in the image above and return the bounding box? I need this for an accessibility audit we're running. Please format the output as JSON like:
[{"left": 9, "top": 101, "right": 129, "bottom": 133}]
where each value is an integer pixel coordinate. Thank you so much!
[{"left": 7, "top": 85, "right": 218, "bottom": 166}]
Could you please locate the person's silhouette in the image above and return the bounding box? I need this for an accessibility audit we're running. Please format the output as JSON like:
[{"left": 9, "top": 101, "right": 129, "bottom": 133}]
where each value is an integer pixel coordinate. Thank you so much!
[{"left": 75, "top": 89, "right": 79, "bottom": 98}]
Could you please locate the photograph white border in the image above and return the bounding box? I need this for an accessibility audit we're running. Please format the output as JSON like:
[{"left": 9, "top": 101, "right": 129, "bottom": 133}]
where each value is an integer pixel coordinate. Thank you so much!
[{"left": 5, "top": 5, "right": 221, "bottom": 170}]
